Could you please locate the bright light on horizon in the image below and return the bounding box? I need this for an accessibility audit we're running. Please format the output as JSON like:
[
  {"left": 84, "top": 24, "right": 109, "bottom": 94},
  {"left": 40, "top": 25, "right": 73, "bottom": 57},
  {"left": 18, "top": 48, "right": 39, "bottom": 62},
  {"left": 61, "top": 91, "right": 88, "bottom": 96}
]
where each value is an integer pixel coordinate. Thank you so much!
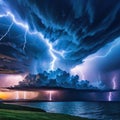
[{"left": 46, "top": 90, "right": 57, "bottom": 101}]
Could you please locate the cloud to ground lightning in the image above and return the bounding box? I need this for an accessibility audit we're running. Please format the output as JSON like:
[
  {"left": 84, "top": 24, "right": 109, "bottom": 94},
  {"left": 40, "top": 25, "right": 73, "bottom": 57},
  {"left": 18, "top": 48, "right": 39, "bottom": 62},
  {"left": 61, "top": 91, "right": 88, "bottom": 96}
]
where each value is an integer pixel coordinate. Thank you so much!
[{"left": 1, "top": 0, "right": 120, "bottom": 92}]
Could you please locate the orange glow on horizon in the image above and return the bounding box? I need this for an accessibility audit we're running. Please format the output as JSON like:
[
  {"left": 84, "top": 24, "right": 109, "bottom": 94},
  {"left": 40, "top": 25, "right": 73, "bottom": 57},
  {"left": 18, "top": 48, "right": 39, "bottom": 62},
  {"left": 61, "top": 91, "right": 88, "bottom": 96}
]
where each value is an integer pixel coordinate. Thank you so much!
[
  {"left": 0, "top": 90, "right": 39, "bottom": 100},
  {"left": 0, "top": 89, "right": 59, "bottom": 101},
  {"left": 0, "top": 92, "right": 10, "bottom": 99}
]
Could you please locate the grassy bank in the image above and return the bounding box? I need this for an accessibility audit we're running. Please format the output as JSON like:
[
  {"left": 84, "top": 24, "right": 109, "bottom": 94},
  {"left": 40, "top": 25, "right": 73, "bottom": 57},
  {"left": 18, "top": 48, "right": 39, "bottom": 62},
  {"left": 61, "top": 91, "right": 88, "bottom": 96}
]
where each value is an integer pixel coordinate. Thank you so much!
[
  {"left": 0, "top": 103, "right": 45, "bottom": 112},
  {"left": 0, "top": 103, "right": 90, "bottom": 120}
]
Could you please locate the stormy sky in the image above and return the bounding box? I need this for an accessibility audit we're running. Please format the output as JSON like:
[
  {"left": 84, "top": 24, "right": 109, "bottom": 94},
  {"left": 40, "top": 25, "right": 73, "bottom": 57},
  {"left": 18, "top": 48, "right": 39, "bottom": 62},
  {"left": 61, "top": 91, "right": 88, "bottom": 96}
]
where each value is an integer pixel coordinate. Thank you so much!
[{"left": 0, "top": 0, "right": 120, "bottom": 89}]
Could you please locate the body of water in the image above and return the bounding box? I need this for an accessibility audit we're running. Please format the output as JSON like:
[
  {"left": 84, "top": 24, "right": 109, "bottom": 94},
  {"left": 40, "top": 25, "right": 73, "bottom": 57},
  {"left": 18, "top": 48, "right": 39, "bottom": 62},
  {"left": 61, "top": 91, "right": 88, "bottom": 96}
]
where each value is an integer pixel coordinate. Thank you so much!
[{"left": 13, "top": 101, "right": 120, "bottom": 120}]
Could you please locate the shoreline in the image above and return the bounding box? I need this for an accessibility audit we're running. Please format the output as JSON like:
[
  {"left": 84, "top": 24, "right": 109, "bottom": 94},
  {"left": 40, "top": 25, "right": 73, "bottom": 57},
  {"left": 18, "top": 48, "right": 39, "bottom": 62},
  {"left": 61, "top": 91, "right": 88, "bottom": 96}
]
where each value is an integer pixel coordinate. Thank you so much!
[
  {"left": 3, "top": 99, "right": 120, "bottom": 102},
  {"left": 0, "top": 103, "right": 90, "bottom": 120}
]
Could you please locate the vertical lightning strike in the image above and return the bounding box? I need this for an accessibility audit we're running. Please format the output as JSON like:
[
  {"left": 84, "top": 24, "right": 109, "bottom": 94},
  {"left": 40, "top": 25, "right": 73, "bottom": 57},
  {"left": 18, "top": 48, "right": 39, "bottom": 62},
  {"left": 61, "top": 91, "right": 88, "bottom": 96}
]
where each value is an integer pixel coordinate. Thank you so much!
[
  {"left": 32, "top": 32, "right": 57, "bottom": 70},
  {"left": 49, "top": 91, "right": 52, "bottom": 101},
  {"left": 16, "top": 91, "right": 19, "bottom": 100},
  {"left": 46, "top": 40, "right": 65, "bottom": 70},
  {"left": 23, "top": 91, "right": 26, "bottom": 99},
  {"left": 70, "top": 64, "right": 85, "bottom": 80},
  {"left": 108, "top": 75, "right": 117, "bottom": 101},
  {"left": 71, "top": 38, "right": 120, "bottom": 81},
  {"left": 36, "top": 32, "right": 58, "bottom": 70},
  {"left": 112, "top": 75, "right": 117, "bottom": 90},
  {"left": 23, "top": 28, "right": 28, "bottom": 51},
  {"left": 48, "top": 42, "right": 57, "bottom": 70},
  {"left": 0, "top": 22, "right": 13, "bottom": 41},
  {"left": 108, "top": 92, "right": 112, "bottom": 101}
]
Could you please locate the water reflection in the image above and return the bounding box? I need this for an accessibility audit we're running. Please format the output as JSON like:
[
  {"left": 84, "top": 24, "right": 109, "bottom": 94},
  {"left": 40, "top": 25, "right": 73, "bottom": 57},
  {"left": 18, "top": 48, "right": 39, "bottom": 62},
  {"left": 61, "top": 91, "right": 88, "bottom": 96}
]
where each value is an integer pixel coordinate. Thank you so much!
[{"left": 16, "top": 102, "right": 120, "bottom": 120}]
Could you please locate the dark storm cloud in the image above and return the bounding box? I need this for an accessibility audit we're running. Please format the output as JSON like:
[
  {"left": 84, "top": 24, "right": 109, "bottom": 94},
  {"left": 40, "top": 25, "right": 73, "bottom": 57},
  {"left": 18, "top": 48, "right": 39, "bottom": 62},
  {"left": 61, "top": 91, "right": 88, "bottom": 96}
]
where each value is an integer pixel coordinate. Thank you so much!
[
  {"left": 0, "top": 42, "right": 28, "bottom": 73},
  {"left": 1, "top": 0, "right": 120, "bottom": 73},
  {"left": 13, "top": 69, "right": 104, "bottom": 90},
  {"left": 0, "top": 12, "right": 51, "bottom": 73},
  {"left": 6, "top": 0, "right": 120, "bottom": 68},
  {"left": 96, "top": 39, "right": 120, "bottom": 72}
]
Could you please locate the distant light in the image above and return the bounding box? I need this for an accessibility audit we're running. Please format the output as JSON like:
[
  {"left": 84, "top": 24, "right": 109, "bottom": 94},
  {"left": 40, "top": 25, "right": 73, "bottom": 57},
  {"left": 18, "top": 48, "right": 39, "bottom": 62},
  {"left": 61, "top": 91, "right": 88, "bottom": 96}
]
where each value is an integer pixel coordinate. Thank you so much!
[
  {"left": 46, "top": 90, "right": 57, "bottom": 101},
  {"left": 108, "top": 92, "right": 112, "bottom": 101}
]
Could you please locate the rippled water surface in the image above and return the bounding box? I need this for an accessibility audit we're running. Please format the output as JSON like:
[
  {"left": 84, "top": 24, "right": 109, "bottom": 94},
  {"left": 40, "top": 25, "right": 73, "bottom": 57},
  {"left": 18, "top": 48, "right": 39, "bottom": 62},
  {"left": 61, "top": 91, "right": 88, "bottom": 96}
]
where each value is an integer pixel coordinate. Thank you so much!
[{"left": 13, "top": 102, "right": 120, "bottom": 120}]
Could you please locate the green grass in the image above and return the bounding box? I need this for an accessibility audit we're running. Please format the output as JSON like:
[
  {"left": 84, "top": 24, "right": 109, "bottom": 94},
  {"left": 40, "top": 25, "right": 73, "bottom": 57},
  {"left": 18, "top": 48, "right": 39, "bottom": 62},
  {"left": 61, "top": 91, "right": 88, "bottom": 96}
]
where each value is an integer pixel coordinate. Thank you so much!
[
  {"left": 0, "top": 103, "right": 91, "bottom": 120},
  {"left": 0, "top": 103, "right": 45, "bottom": 112}
]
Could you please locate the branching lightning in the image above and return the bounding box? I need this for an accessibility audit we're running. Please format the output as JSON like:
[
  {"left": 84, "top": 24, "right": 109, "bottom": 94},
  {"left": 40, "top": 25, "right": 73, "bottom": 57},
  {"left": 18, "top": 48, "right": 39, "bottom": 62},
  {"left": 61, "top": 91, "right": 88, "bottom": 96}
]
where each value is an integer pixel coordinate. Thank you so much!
[
  {"left": 47, "top": 41, "right": 57, "bottom": 70},
  {"left": 31, "top": 32, "right": 57, "bottom": 70},
  {"left": 46, "top": 41, "right": 65, "bottom": 70},
  {"left": 0, "top": 11, "right": 63, "bottom": 70},
  {"left": 0, "top": 12, "right": 29, "bottom": 51},
  {"left": 38, "top": 34, "right": 64, "bottom": 70},
  {"left": 71, "top": 37, "right": 120, "bottom": 81},
  {"left": 29, "top": 32, "right": 64, "bottom": 70},
  {"left": 84, "top": 38, "right": 120, "bottom": 62},
  {"left": 0, "top": 22, "right": 13, "bottom": 41}
]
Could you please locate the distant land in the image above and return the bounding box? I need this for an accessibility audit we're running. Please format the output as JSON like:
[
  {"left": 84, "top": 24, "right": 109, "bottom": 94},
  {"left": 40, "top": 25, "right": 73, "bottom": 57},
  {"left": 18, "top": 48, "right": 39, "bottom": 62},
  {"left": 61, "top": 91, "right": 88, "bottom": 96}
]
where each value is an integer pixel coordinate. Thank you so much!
[
  {"left": 8, "top": 86, "right": 117, "bottom": 92},
  {"left": 3, "top": 87, "right": 119, "bottom": 102}
]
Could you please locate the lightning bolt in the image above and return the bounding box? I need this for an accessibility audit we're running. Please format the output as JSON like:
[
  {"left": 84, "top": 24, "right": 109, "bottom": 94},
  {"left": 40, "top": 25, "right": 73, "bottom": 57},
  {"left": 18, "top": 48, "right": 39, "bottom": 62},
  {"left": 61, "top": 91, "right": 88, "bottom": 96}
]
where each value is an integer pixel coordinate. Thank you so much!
[
  {"left": 23, "top": 91, "right": 26, "bottom": 99},
  {"left": 108, "top": 92, "right": 112, "bottom": 101},
  {"left": 31, "top": 32, "right": 58, "bottom": 70},
  {"left": 7, "top": 12, "right": 29, "bottom": 29},
  {"left": 23, "top": 28, "right": 28, "bottom": 51},
  {"left": 46, "top": 41, "right": 65, "bottom": 70},
  {"left": 71, "top": 38, "right": 120, "bottom": 81},
  {"left": 0, "top": 22, "right": 13, "bottom": 41},
  {"left": 84, "top": 38, "right": 120, "bottom": 62},
  {"left": 108, "top": 75, "right": 117, "bottom": 101},
  {"left": 16, "top": 91, "right": 19, "bottom": 100},
  {"left": 0, "top": 11, "right": 63, "bottom": 70},
  {"left": 70, "top": 64, "right": 85, "bottom": 80},
  {"left": 112, "top": 75, "right": 117, "bottom": 90},
  {"left": 49, "top": 91, "right": 52, "bottom": 101},
  {"left": 29, "top": 32, "right": 64, "bottom": 70},
  {"left": 0, "top": 12, "right": 29, "bottom": 50}
]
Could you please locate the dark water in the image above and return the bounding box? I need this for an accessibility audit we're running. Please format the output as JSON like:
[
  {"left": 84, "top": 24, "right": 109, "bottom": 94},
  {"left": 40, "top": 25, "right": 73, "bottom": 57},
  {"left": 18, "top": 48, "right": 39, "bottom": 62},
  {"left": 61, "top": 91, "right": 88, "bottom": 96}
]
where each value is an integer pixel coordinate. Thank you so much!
[{"left": 15, "top": 102, "right": 120, "bottom": 120}]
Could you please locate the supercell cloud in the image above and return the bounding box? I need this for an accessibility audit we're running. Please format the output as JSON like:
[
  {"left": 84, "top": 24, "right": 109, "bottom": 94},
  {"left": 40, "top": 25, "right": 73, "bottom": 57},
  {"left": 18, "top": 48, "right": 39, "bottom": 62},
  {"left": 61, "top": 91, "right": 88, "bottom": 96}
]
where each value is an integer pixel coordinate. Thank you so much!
[{"left": 0, "top": 0, "right": 120, "bottom": 89}]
